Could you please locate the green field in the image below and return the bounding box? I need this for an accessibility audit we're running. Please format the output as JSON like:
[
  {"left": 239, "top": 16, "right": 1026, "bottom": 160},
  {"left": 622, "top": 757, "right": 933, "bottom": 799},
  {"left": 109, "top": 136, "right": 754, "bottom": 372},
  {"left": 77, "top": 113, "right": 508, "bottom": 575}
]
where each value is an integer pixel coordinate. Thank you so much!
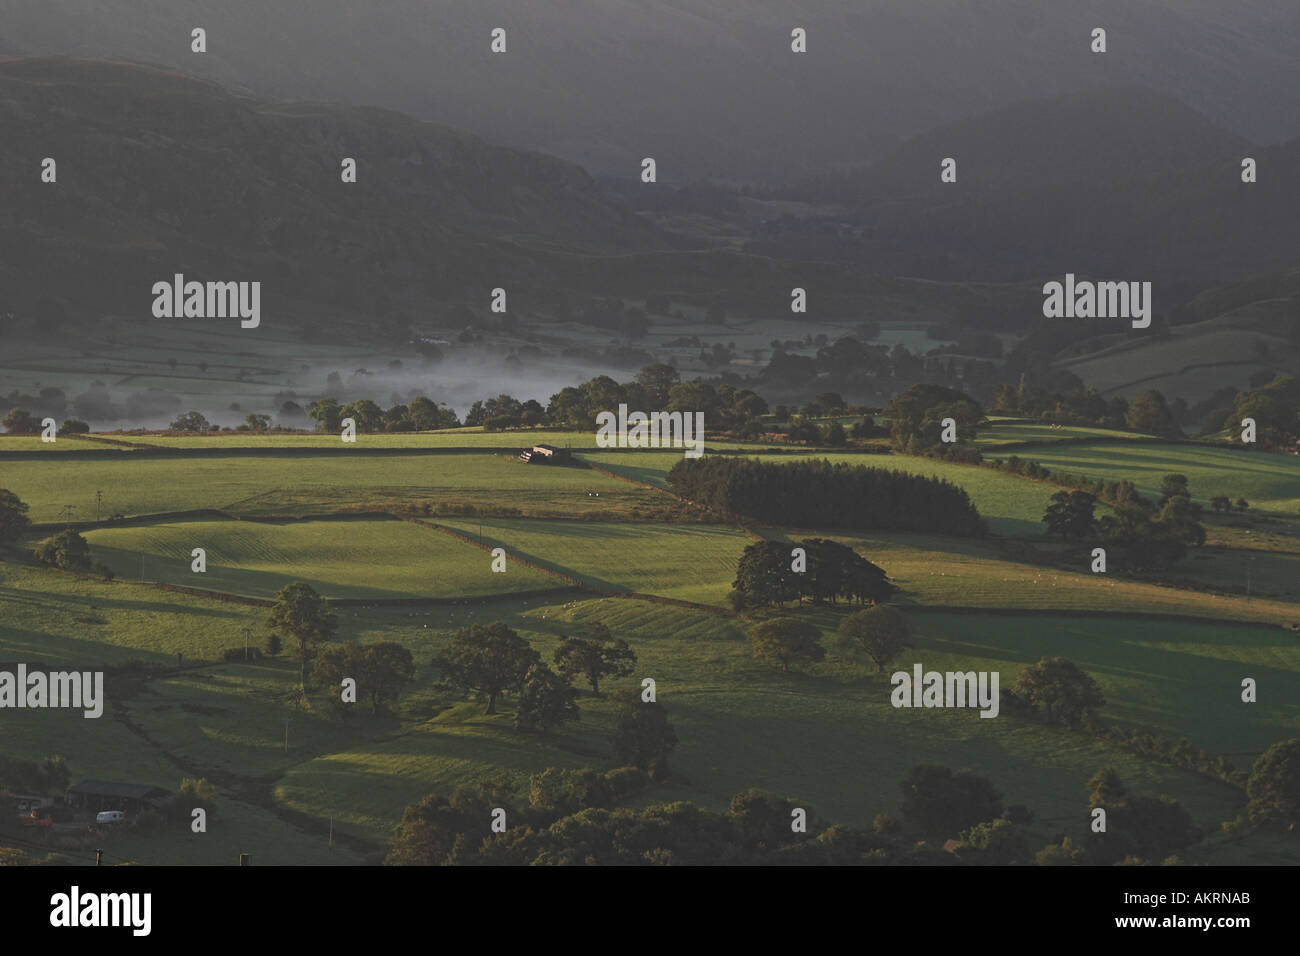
[
  {"left": 756, "top": 529, "right": 1299, "bottom": 626},
  {"left": 433, "top": 517, "right": 753, "bottom": 606},
  {"left": 81, "top": 516, "right": 559, "bottom": 599},
  {"left": 975, "top": 422, "right": 1154, "bottom": 446},
  {"left": 1007, "top": 441, "right": 1300, "bottom": 514},
  {"left": 3, "top": 452, "right": 679, "bottom": 522},
  {"left": 276, "top": 597, "right": 1277, "bottom": 859},
  {"left": 0, "top": 435, "right": 119, "bottom": 453},
  {"left": 3, "top": 417, "right": 1298, "bottom": 867},
  {"left": 96, "top": 429, "right": 597, "bottom": 449}
]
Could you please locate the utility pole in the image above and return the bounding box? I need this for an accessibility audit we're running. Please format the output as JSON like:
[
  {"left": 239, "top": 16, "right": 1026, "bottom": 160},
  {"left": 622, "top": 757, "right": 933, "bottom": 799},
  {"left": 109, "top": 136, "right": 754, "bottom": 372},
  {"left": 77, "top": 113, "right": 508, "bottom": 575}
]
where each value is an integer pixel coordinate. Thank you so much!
[
  {"left": 95, "top": 848, "right": 103, "bottom": 867},
  {"left": 95, "top": 490, "right": 102, "bottom": 523},
  {"left": 245, "top": 627, "right": 251, "bottom": 662}
]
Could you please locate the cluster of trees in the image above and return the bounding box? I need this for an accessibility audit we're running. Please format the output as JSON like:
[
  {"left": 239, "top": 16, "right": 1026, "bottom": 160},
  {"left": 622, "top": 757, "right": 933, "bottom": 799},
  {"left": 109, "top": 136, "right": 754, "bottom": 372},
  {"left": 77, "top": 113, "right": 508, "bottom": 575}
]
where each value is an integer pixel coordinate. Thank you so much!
[
  {"left": 667, "top": 457, "right": 986, "bottom": 536},
  {"left": 746, "top": 604, "right": 915, "bottom": 676},
  {"left": 546, "top": 365, "right": 768, "bottom": 431},
  {"left": 1041, "top": 474, "right": 1206, "bottom": 571},
  {"left": 386, "top": 764, "right": 1014, "bottom": 866},
  {"left": 0, "top": 754, "right": 71, "bottom": 797},
  {"left": 305, "top": 395, "right": 460, "bottom": 434},
  {"left": 1246, "top": 738, "right": 1300, "bottom": 829},
  {"left": 32, "top": 529, "right": 96, "bottom": 574},
  {"left": 434, "top": 621, "right": 652, "bottom": 744},
  {"left": 1219, "top": 374, "right": 1300, "bottom": 450},
  {"left": 0, "top": 488, "right": 31, "bottom": 544},
  {"left": 1002, "top": 657, "right": 1105, "bottom": 729},
  {"left": 384, "top": 735, "right": 1300, "bottom": 864},
  {"left": 731, "top": 539, "right": 894, "bottom": 610},
  {"left": 464, "top": 394, "right": 546, "bottom": 431},
  {"left": 1075, "top": 767, "right": 1199, "bottom": 865},
  {"left": 884, "top": 383, "right": 984, "bottom": 458},
  {"left": 315, "top": 642, "right": 416, "bottom": 715},
  {"left": 990, "top": 376, "right": 1182, "bottom": 436},
  {"left": 0, "top": 408, "right": 89, "bottom": 436}
]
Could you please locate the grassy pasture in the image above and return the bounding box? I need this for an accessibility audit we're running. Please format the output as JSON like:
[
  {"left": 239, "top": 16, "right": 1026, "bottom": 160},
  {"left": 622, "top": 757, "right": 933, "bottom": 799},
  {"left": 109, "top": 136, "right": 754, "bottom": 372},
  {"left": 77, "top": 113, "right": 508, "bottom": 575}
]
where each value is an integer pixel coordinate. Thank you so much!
[
  {"left": 1007, "top": 441, "right": 1300, "bottom": 514},
  {"left": 433, "top": 517, "right": 753, "bottom": 606},
  {"left": 97, "top": 429, "right": 596, "bottom": 449},
  {"left": 81, "top": 516, "right": 557, "bottom": 599},
  {"left": 756, "top": 529, "right": 1299, "bottom": 626},
  {"left": 278, "top": 597, "right": 1268, "bottom": 861},
  {"left": 0, "top": 561, "right": 265, "bottom": 666},
  {"left": 975, "top": 422, "right": 1153, "bottom": 446},
  {"left": 0, "top": 435, "right": 119, "bottom": 453},
  {"left": 2, "top": 451, "right": 674, "bottom": 522}
]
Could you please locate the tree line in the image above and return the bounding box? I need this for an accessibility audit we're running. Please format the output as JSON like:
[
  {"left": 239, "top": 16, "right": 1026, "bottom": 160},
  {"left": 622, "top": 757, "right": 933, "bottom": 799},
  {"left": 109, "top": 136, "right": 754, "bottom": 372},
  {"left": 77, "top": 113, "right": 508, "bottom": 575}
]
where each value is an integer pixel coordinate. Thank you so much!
[{"left": 667, "top": 456, "right": 986, "bottom": 536}]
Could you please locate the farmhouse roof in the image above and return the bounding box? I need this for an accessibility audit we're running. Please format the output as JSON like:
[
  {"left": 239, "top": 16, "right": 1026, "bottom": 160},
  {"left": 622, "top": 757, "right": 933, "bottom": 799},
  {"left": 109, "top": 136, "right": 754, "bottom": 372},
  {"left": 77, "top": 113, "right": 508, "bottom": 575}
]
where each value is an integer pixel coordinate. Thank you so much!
[{"left": 67, "top": 779, "right": 171, "bottom": 800}]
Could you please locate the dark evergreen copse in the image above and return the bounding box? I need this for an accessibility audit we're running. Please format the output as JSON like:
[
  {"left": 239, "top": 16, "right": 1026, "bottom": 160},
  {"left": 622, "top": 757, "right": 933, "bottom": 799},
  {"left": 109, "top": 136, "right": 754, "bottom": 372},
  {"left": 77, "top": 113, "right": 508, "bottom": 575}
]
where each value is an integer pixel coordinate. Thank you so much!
[{"left": 667, "top": 456, "right": 986, "bottom": 536}]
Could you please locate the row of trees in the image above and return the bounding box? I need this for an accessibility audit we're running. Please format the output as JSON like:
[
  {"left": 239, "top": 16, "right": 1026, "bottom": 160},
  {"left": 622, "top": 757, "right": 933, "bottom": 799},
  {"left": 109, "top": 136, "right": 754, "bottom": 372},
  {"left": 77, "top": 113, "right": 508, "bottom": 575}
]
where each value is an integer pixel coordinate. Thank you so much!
[
  {"left": 731, "top": 538, "right": 895, "bottom": 610},
  {"left": 667, "top": 456, "right": 986, "bottom": 536},
  {"left": 384, "top": 751, "right": 1248, "bottom": 866},
  {"left": 305, "top": 395, "right": 460, "bottom": 434},
  {"left": 384, "top": 762, "right": 1021, "bottom": 866}
]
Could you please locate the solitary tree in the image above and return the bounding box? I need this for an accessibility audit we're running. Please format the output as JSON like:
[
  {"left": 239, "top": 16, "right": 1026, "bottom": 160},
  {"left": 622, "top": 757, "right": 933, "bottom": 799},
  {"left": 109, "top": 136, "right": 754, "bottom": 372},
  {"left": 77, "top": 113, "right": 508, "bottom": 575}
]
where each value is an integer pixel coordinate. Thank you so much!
[
  {"left": 553, "top": 623, "right": 637, "bottom": 696},
  {"left": 747, "top": 618, "right": 825, "bottom": 673},
  {"left": 1159, "top": 473, "right": 1190, "bottom": 503},
  {"left": 1087, "top": 765, "right": 1127, "bottom": 809},
  {"left": 169, "top": 410, "right": 211, "bottom": 432},
  {"left": 435, "top": 621, "right": 539, "bottom": 715},
  {"left": 835, "top": 605, "right": 914, "bottom": 673},
  {"left": 1042, "top": 490, "right": 1098, "bottom": 540},
  {"left": 32, "top": 529, "right": 91, "bottom": 571},
  {"left": 1247, "top": 738, "right": 1300, "bottom": 829},
  {"left": 267, "top": 582, "right": 337, "bottom": 694},
  {"left": 315, "top": 641, "right": 416, "bottom": 714},
  {"left": 1013, "top": 657, "right": 1104, "bottom": 729},
  {"left": 1, "top": 408, "right": 41, "bottom": 434},
  {"left": 0, "top": 489, "right": 31, "bottom": 543},
  {"left": 898, "top": 764, "right": 1003, "bottom": 838},
  {"left": 612, "top": 689, "right": 678, "bottom": 779},
  {"left": 307, "top": 397, "right": 342, "bottom": 433},
  {"left": 513, "top": 664, "right": 580, "bottom": 734}
]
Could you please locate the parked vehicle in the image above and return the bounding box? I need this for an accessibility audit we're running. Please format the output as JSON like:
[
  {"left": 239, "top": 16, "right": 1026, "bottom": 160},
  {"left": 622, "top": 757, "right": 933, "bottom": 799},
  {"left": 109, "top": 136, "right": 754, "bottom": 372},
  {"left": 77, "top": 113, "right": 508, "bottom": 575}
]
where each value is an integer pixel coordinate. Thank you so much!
[{"left": 95, "top": 810, "right": 126, "bottom": 825}]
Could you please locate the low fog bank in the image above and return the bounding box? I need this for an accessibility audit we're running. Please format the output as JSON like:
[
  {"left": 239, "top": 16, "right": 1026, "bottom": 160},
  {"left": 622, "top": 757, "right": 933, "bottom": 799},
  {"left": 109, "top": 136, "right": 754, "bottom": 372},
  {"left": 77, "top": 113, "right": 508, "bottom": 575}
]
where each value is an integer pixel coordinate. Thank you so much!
[{"left": 1, "top": 347, "right": 679, "bottom": 432}]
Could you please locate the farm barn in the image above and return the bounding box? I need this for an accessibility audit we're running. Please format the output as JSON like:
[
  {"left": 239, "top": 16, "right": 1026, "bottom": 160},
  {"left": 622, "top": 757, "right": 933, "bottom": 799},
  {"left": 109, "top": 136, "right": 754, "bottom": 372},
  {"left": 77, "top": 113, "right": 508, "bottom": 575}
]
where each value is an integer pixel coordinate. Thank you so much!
[
  {"left": 66, "top": 780, "right": 172, "bottom": 815},
  {"left": 518, "top": 444, "right": 571, "bottom": 464}
]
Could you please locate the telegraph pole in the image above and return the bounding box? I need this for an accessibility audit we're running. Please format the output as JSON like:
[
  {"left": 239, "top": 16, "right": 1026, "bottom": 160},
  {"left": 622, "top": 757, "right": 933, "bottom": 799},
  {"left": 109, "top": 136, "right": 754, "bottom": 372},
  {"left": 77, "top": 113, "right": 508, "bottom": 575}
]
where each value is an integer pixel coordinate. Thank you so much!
[{"left": 95, "top": 490, "right": 103, "bottom": 523}]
